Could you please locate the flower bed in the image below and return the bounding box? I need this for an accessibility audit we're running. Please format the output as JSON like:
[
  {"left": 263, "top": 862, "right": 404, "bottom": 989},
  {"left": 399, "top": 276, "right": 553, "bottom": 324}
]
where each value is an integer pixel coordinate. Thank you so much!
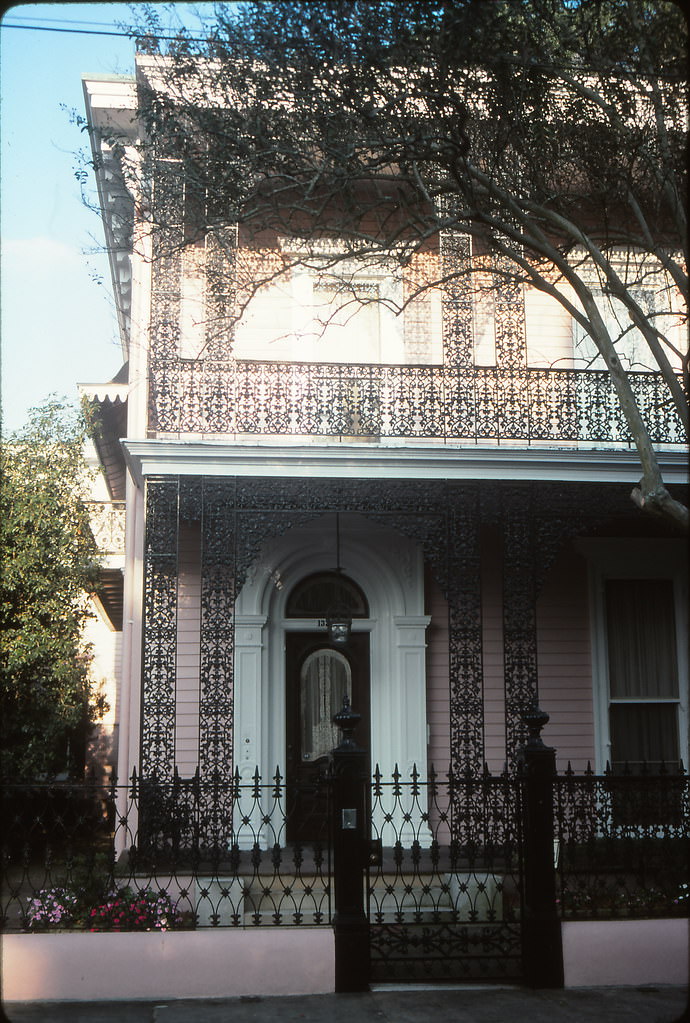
[{"left": 22, "top": 885, "right": 191, "bottom": 932}]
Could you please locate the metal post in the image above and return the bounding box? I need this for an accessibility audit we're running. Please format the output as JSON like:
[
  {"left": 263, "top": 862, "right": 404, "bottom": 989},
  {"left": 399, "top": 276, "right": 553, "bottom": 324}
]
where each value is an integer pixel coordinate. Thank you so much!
[
  {"left": 518, "top": 701, "right": 564, "bottom": 988},
  {"left": 330, "top": 697, "right": 370, "bottom": 992}
]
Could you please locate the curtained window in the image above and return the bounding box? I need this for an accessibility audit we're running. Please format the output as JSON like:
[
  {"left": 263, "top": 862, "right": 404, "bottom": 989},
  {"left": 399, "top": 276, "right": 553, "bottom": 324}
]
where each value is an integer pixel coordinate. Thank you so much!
[
  {"left": 300, "top": 649, "right": 351, "bottom": 762},
  {"left": 605, "top": 579, "right": 680, "bottom": 771}
]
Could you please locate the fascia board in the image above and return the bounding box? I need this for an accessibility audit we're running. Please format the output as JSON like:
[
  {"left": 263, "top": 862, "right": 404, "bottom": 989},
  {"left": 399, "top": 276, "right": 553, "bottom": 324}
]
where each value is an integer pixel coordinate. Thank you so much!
[
  {"left": 81, "top": 76, "right": 138, "bottom": 359},
  {"left": 121, "top": 440, "right": 689, "bottom": 489}
]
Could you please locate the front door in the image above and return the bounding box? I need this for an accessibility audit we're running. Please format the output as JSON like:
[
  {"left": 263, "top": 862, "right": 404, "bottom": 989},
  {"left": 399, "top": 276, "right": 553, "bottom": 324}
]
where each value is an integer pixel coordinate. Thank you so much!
[{"left": 286, "top": 631, "right": 370, "bottom": 843}]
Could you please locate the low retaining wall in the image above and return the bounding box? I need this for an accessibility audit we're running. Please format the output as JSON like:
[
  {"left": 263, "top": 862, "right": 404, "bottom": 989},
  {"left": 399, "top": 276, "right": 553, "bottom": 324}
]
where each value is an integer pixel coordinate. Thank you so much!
[
  {"left": 2, "top": 929, "right": 335, "bottom": 1002},
  {"left": 4, "top": 920, "right": 686, "bottom": 1000},
  {"left": 563, "top": 919, "right": 689, "bottom": 987}
]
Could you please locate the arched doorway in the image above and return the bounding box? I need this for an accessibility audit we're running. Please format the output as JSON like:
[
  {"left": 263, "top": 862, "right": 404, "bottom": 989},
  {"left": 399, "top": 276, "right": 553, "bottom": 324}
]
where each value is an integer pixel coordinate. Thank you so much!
[{"left": 233, "top": 513, "right": 431, "bottom": 845}]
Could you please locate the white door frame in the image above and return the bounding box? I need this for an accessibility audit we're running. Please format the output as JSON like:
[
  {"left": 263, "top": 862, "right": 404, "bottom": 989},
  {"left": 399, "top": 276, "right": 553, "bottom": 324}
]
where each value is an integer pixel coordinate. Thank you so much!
[{"left": 234, "top": 513, "right": 431, "bottom": 845}]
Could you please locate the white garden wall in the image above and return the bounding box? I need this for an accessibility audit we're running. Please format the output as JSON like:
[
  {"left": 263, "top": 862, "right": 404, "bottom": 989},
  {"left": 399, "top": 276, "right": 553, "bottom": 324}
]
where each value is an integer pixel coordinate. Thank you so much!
[
  {"left": 562, "top": 919, "right": 689, "bottom": 987},
  {"left": 2, "top": 929, "right": 334, "bottom": 1002},
  {"left": 3, "top": 920, "right": 686, "bottom": 1001}
]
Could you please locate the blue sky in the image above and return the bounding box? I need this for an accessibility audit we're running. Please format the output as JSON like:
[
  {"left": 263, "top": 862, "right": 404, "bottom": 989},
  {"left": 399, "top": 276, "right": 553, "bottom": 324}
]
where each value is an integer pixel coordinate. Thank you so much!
[{"left": 0, "top": 3, "right": 210, "bottom": 435}]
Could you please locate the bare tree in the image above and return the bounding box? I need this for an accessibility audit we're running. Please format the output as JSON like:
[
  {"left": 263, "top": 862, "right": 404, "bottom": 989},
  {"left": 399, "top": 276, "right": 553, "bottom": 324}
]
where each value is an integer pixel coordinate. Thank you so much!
[{"left": 120, "top": 0, "right": 687, "bottom": 527}]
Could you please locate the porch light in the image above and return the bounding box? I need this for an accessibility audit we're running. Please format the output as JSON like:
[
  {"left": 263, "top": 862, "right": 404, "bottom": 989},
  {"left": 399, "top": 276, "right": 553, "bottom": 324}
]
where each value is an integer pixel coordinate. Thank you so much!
[
  {"left": 327, "top": 513, "right": 352, "bottom": 646},
  {"left": 327, "top": 606, "right": 352, "bottom": 646}
]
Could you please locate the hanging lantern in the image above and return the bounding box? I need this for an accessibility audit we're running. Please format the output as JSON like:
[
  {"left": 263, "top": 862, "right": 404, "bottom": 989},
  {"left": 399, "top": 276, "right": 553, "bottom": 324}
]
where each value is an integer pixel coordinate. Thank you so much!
[
  {"left": 326, "top": 513, "right": 351, "bottom": 645},
  {"left": 326, "top": 605, "right": 352, "bottom": 646}
]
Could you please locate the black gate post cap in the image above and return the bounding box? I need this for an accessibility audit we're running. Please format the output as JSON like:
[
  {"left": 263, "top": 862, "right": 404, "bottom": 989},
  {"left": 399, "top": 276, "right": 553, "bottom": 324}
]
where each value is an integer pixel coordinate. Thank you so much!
[
  {"left": 522, "top": 699, "right": 550, "bottom": 749},
  {"left": 333, "top": 695, "right": 361, "bottom": 750}
]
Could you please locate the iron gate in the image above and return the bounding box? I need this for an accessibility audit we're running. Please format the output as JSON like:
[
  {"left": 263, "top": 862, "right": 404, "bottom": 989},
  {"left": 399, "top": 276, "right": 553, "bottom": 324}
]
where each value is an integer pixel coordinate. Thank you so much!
[{"left": 366, "top": 765, "right": 524, "bottom": 982}]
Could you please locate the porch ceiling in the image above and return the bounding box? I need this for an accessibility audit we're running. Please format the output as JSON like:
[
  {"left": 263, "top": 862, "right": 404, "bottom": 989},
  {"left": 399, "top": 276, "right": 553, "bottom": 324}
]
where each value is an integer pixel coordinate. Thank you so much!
[{"left": 122, "top": 440, "right": 689, "bottom": 488}]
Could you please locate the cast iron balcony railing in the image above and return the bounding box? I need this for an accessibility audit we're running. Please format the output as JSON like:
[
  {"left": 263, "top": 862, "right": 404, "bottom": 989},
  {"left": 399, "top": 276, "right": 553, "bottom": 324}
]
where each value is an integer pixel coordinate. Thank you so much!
[
  {"left": 87, "top": 501, "right": 126, "bottom": 555},
  {"left": 149, "top": 359, "right": 686, "bottom": 446}
]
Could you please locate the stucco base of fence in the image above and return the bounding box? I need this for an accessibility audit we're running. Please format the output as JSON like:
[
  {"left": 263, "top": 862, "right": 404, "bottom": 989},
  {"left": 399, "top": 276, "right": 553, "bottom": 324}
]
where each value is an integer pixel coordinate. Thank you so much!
[
  {"left": 2, "top": 929, "right": 335, "bottom": 1002},
  {"left": 563, "top": 919, "right": 689, "bottom": 987}
]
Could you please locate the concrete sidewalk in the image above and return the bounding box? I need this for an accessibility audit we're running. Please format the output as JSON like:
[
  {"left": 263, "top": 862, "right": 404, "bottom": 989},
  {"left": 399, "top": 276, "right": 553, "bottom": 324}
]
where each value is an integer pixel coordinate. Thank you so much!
[{"left": 2, "top": 985, "right": 688, "bottom": 1023}]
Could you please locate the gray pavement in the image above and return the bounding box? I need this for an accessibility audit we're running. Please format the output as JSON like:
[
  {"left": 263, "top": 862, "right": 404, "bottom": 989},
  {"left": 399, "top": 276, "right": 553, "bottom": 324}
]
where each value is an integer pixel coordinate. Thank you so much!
[{"left": 2, "top": 985, "right": 688, "bottom": 1023}]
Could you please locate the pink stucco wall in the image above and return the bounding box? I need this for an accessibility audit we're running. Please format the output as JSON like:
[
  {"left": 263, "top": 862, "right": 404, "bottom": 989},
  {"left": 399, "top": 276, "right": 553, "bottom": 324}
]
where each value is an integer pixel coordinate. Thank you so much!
[
  {"left": 425, "top": 538, "right": 596, "bottom": 773},
  {"left": 563, "top": 919, "right": 689, "bottom": 987},
  {"left": 2, "top": 929, "right": 335, "bottom": 1002},
  {"left": 481, "top": 529, "right": 506, "bottom": 774},
  {"left": 536, "top": 546, "right": 595, "bottom": 771}
]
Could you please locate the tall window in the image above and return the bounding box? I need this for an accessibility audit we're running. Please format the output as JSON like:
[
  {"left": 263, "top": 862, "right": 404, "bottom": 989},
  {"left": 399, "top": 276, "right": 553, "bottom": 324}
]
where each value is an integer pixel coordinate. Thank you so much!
[
  {"left": 605, "top": 578, "right": 680, "bottom": 772},
  {"left": 311, "top": 279, "right": 382, "bottom": 361},
  {"left": 572, "top": 289, "right": 681, "bottom": 372}
]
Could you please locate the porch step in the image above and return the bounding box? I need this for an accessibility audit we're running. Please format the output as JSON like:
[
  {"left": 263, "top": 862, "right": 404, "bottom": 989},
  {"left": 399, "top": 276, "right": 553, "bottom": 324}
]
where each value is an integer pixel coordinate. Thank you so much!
[
  {"left": 194, "top": 875, "right": 331, "bottom": 927},
  {"left": 192, "top": 870, "right": 507, "bottom": 927},
  {"left": 242, "top": 874, "right": 331, "bottom": 926},
  {"left": 368, "top": 871, "right": 504, "bottom": 924}
]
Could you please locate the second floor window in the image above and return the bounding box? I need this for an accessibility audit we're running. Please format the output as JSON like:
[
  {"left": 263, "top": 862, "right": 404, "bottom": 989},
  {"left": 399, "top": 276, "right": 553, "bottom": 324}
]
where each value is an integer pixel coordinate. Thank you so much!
[{"left": 572, "top": 288, "right": 682, "bottom": 372}]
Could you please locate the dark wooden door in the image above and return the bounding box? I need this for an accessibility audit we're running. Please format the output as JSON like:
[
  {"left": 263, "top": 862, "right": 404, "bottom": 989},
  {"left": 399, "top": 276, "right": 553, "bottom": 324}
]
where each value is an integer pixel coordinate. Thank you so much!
[{"left": 286, "top": 632, "right": 370, "bottom": 843}]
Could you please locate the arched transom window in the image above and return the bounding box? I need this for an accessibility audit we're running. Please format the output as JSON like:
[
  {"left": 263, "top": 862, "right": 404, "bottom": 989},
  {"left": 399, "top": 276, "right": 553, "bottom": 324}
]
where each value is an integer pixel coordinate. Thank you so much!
[{"left": 286, "top": 572, "right": 369, "bottom": 619}]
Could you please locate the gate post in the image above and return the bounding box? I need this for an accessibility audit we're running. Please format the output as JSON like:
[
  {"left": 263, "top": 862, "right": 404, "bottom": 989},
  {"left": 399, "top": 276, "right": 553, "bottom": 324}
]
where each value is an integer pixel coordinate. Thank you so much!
[
  {"left": 518, "top": 701, "right": 564, "bottom": 988},
  {"left": 330, "top": 697, "right": 370, "bottom": 992}
]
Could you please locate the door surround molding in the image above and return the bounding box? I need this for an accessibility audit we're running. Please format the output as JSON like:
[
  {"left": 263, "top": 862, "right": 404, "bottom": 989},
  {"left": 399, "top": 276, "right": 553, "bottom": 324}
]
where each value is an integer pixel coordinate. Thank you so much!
[{"left": 234, "top": 514, "right": 431, "bottom": 842}]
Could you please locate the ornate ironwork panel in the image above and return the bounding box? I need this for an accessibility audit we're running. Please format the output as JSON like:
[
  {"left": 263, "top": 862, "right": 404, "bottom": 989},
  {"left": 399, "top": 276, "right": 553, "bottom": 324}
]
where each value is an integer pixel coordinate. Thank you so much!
[
  {"left": 554, "top": 766, "right": 689, "bottom": 921},
  {"left": 501, "top": 486, "right": 539, "bottom": 764},
  {"left": 141, "top": 477, "right": 180, "bottom": 779},
  {"left": 497, "top": 372, "right": 530, "bottom": 439},
  {"left": 149, "top": 159, "right": 184, "bottom": 371},
  {"left": 492, "top": 259, "right": 527, "bottom": 371},
  {"left": 204, "top": 228, "right": 236, "bottom": 362},
  {"left": 440, "top": 231, "right": 473, "bottom": 368},
  {"left": 527, "top": 370, "right": 580, "bottom": 442},
  {"left": 151, "top": 158, "right": 184, "bottom": 249},
  {"left": 198, "top": 480, "right": 236, "bottom": 787},
  {"left": 446, "top": 486, "right": 484, "bottom": 776}
]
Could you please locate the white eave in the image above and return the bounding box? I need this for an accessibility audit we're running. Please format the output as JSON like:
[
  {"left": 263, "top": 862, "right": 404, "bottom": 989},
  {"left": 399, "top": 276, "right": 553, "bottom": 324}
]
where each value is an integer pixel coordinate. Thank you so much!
[
  {"left": 81, "top": 74, "right": 138, "bottom": 360},
  {"left": 121, "top": 440, "right": 690, "bottom": 490},
  {"left": 79, "top": 381, "right": 129, "bottom": 404}
]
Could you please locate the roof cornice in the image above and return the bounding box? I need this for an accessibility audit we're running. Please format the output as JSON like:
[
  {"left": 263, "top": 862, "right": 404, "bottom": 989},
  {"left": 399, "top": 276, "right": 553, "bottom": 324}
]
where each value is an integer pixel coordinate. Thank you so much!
[{"left": 121, "top": 440, "right": 689, "bottom": 490}]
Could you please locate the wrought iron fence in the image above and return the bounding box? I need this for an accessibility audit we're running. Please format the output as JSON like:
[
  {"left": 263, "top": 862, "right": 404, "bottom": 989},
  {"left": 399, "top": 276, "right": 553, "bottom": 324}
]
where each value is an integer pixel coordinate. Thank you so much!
[
  {"left": 367, "top": 765, "right": 523, "bottom": 981},
  {"left": 3, "top": 764, "right": 687, "bottom": 935},
  {"left": 554, "top": 764, "right": 689, "bottom": 921},
  {"left": 1, "top": 770, "right": 332, "bottom": 933},
  {"left": 149, "top": 360, "right": 686, "bottom": 446}
]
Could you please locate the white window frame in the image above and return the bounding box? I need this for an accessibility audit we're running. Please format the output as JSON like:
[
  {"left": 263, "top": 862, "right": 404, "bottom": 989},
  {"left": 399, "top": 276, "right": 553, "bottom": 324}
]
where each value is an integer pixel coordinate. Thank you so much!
[
  {"left": 578, "top": 538, "right": 688, "bottom": 772},
  {"left": 569, "top": 250, "right": 685, "bottom": 374},
  {"left": 291, "top": 257, "right": 403, "bottom": 363}
]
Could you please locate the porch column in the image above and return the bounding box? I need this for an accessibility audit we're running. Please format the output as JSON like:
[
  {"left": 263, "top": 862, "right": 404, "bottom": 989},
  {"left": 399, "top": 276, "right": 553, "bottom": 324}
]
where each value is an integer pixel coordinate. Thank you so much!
[
  {"left": 370, "top": 615, "right": 432, "bottom": 848},
  {"left": 234, "top": 615, "right": 269, "bottom": 849},
  {"left": 234, "top": 615, "right": 268, "bottom": 781}
]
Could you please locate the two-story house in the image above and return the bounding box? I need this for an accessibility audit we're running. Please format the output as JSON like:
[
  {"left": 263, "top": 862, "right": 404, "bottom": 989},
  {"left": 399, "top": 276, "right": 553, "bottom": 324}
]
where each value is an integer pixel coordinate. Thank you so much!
[
  {"left": 83, "top": 60, "right": 687, "bottom": 789},
  {"left": 76, "top": 57, "right": 687, "bottom": 986}
]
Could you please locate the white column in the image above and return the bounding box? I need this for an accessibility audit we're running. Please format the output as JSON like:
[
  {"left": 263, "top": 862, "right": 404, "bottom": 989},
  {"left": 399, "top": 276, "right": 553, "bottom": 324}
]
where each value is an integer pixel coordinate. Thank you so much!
[
  {"left": 234, "top": 614, "right": 268, "bottom": 848},
  {"left": 372, "top": 615, "right": 432, "bottom": 848}
]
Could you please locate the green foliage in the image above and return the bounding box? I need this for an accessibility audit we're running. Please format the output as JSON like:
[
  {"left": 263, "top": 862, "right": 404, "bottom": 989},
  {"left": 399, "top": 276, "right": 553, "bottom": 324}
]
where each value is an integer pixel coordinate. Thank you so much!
[{"left": 0, "top": 400, "right": 103, "bottom": 781}]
